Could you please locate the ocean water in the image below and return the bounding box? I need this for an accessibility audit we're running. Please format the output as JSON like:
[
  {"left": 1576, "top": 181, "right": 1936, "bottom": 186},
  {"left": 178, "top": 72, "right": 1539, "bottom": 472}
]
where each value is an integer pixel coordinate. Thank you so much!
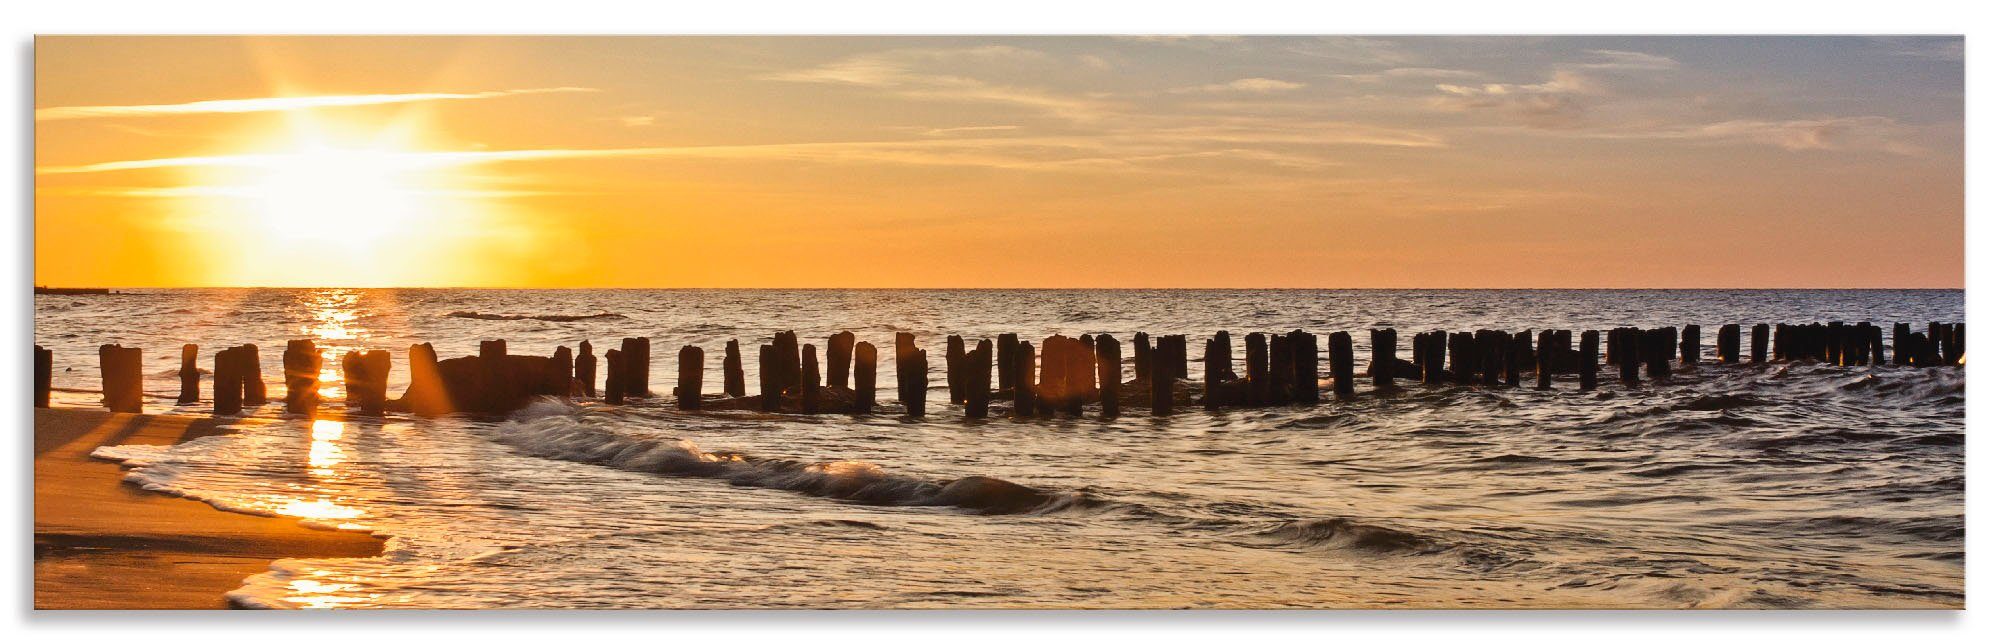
[{"left": 35, "top": 289, "right": 1964, "bottom": 609}]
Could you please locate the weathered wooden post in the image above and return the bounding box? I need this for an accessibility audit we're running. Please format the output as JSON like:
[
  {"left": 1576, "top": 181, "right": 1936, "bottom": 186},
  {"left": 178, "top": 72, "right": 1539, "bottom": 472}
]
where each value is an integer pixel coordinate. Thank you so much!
[
  {"left": 1616, "top": 328, "right": 1641, "bottom": 385},
  {"left": 34, "top": 345, "right": 53, "bottom": 409},
  {"left": 1750, "top": 324, "right": 1769, "bottom": 364},
  {"left": 1039, "top": 336, "right": 1070, "bottom": 416},
  {"left": 1941, "top": 322, "right": 1965, "bottom": 364},
  {"left": 1013, "top": 340, "right": 1038, "bottom": 417},
  {"left": 1270, "top": 333, "right": 1294, "bottom": 401},
  {"left": 548, "top": 345, "right": 574, "bottom": 398},
  {"left": 577, "top": 340, "right": 599, "bottom": 397},
  {"left": 606, "top": 349, "right": 627, "bottom": 405},
  {"left": 1717, "top": 324, "right": 1739, "bottom": 363},
  {"left": 966, "top": 339, "right": 992, "bottom": 419},
  {"left": 1097, "top": 334, "right": 1121, "bottom": 417},
  {"left": 1578, "top": 330, "right": 1599, "bottom": 391},
  {"left": 756, "top": 345, "right": 777, "bottom": 411},
  {"left": 283, "top": 339, "right": 320, "bottom": 415},
  {"left": 1649, "top": 327, "right": 1675, "bottom": 379},
  {"left": 621, "top": 337, "right": 651, "bottom": 397},
  {"left": 1891, "top": 323, "right": 1909, "bottom": 365},
  {"left": 853, "top": 341, "right": 878, "bottom": 414},
  {"left": 1329, "top": 331, "right": 1354, "bottom": 398},
  {"left": 1292, "top": 331, "right": 1318, "bottom": 403},
  {"left": 1132, "top": 332, "right": 1152, "bottom": 384},
  {"left": 678, "top": 345, "right": 704, "bottom": 411},
  {"left": 1203, "top": 335, "right": 1226, "bottom": 410},
  {"left": 997, "top": 333, "right": 1018, "bottom": 394},
  {"left": 774, "top": 332, "right": 799, "bottom": 396},
  {"left": 1476, "top": 330, "right": 1502, "bottom": 387},
  {"left": 1535, "top": 330, "right": 1555, "bottom": 390},
  {"left": 213, "top": 346, "right": 242, "bottom": 416},
  {"left": 1151, "top": 339, "right": 1174, "bottom": 416},
  {"left": 1680, "top": 325, "right": 1700, "bottom": 366},
  {"left": 477, "top": 339, "right": 506, "bottom": 413},
  {"left": 799, "top": 344, "right": 819, "bottom": 414},
  {"left": 1504, "top": 332, "right": 1527, "bottom": 387},
  {"left": 344, "top": 350, "right": 389, "bottom": 415},
  {"left": 1245, "top": 332, "right": 1270, "bottom": 405},
  {"left": 1868, "top": 324, "right": 1886, "bottom": 366},
  {"left": 403, "top": 343, "right": 448, "bottom": 416},
  {"left": 828, "top": 332, "right": 854, "bottom": 390},
  {"left": 945, "top": 335, "right": 967, "bottom": 405},
  {"left": 1169, "top": 335, "right": 1191, "bottom": 380},
  {"left": 177, "top": 344, "right": 200, "bottom": 404},
  {"left": 1446, "top": 332, "right": 1474, "bottom": 386},
  {"left": 1370, "top": 328, "right": 1396, "bottom": 389},
  {"left": 1068, "top": 336, "right": 1093, "bottom": 416},
  {"left": 896, "top": 333, "right": 926, "bottom": 417},
  {"left": 723, "top": 340, "right": 745, "bottom": 397},
  {"left": 240, "top": 344, "right": 267, "bottom": 405}
]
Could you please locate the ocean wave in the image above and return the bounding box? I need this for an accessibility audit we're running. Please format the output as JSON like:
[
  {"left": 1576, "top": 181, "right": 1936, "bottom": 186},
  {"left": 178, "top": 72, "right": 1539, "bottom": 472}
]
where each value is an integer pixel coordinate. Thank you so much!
[{"left": 447, "top": 311, "right": 627, "bottom": 322}]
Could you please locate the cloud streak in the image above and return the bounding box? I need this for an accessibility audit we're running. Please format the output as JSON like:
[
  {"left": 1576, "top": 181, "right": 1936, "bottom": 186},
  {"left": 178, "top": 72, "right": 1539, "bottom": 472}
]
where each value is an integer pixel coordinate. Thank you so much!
[{"left": 36, "top": 87, "right": 598, "bottom": 121}]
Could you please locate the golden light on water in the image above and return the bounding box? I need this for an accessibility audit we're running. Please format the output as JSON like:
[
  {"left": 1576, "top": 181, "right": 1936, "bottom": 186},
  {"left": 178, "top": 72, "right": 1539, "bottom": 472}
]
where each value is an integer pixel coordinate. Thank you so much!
[{"left": 308, "top": 419, "right": 347, "bottom": 473}]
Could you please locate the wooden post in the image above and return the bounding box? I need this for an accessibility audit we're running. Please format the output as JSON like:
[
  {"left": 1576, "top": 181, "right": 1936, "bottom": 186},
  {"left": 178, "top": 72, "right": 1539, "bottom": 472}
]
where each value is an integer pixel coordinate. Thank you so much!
[
  {"left": 1131, "top": 332, "right": 1152, "bottom": 384},
  {"left": 1750, "top": 324, "right": 1769, "bottom": 364},
  {"left": 241, "top": 344, "right": 266, "bottom": 405},
  {"left": 577, "top": 340, "right": 599, "bottom": 397},
  {"left": 1447, "top": 332, "right": 1474, "bottom": 386},
  {"left": 549, "top": 345, "right": 574, "bottom": 398},
  {"left": 1168, "top": 335, "right": 1190, "bottom": 380},
  {"left": 1616, "top": 328, "right": 1640, "bottom": 385},
  {"left": 853, "top": 341, "right": 878, "bottom": 413},
  {"left": 1892, "top": 323, "right": 1909, "bottom": 365},
  {"left": 1649, "top": 327, "right": 1674, "bottom": 379},
  {"left": 1680, "top": 325, "right": 1700, "bottom": 366},
  {"left": 1067, "top": 336, "right": 1091, "bottom": 416},
  {"left": 1476, "top": 330, "right": 1502, "bottom": 387},
  {"left": 344, "top": 350, "right": 389, "bottom": 415},
  {"left": 828, "top": 332, "right": 854, "bottom": 390},
  {"left": 178, "top": 344, "right": 200, "bottom": 404},
  {"left": 1292, "top": 330, "right": 1318, "bottom": 403},
  {"left": 678, "top": 345, "right": 704, "bottom": 411},
  {"left": 1203, "top": 335, "right": 1226, "bottom": 410},
  {"left": 1245, "top": 333, "right": 1270, "bottom": 405},
  {"left": 945, "top": 335, "right": 967, "bottom": 405},
  {"left": 1422, "top": 331, "right": 1448, "bottom": 385},
  {"left": 966, "top": 339, "right": 992, "bottom": 419},
  {"left": 799, "top": 344, "right": 819, "bottom": 414},
  {"left": 404, "top": 343, "right": 448, "bottom": 416},
  {"left": 1038, "top": 336, "right": 1068, "bottom": 416},
  {"left": 34, "top": 345, "right": 53, "bottom": 409},
  {"left": 1150, "top": 340, "right": 1174, "bottom": 416},
  {"left": 1270, "top": 333, "right": 1294, "bottom": 401},
  {"left": 283, "top": 339, "right": 320, "bottom": 415},
  {"left": 1868, "top": 324, "right": 1886, "bottom": 366},
  {"left": 1013, "top": 340, "right": 1038, "bottom": 417},
  {"left": 1329, "top": 332, "right": 1354, "bottom": 398},
  {"left": 1536, "top": 330, "right": 1554, "bottom": 390},
  {"left": 606, "top": 349, "right": 627, "bottom": 405},
  {"left": 1578, "top": 330, "right": 1599, "bottom": 391},
  {"left": 755, "top": 345, "right": 776, "bottom": 411},
  {"left": 997, "top": 333, "right": 1018, "bottom": 394},
  {"left": 213, "top": 346, "right": 242, "bottom": 416},
  {"left": 1717, "top": 324, "right": 1740, "bottom": 363},
  {"left": 1370, "top": 328, "right": 1396, "bottom": 388},
  {"left": 1097, "top": 334, "right": 1121, "bottom": 417},
  {"left": 621, "top": 337, "right": 651, "bottom": 397},
  {"left": 1503, "top": 332, "right": 1526, "bottom": 387},
  {"left": 723, "top": 340, "right": 745, "bottom": 397},
  {"left": 896, "top": 333, "right": 926, "bottom": 417}
]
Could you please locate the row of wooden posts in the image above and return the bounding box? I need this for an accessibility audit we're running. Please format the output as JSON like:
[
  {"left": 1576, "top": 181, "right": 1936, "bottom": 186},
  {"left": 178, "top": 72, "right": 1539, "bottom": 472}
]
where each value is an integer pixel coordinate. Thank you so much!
[{"left": 32, "top": 319, "right": 1965, "bottom": 417}]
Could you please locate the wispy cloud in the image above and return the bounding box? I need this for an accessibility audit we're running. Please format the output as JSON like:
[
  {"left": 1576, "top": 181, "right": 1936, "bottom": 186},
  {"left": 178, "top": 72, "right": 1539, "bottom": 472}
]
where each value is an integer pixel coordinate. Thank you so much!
[
  {"left": 1569, "top": 50, "right": 1679, "bottom": 71},
  {"left": 1433, "top": 71, "right": 1596, "bottom": 128},
  {"left": 1586, "top": 117, "right": 1925, "bottom": 155},
  {"left": 36, "top": 87, "right": 598, "bottom": 121},
  {"left": 1333, "top": 67, "right": 1480, "bottom": 83},
  {"left": 762, "top": 46, "right": 1112, "bottom": 120},
  {"left": 1169, "top": 78, "right": 1305, "bottom": 94}
]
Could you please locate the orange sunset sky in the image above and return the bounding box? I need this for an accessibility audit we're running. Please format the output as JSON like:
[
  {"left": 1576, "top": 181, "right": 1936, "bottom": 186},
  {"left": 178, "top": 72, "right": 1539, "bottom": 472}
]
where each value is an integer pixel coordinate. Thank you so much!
[{"left": 34, "top": 36, "right": 1964, "bottom": 288}]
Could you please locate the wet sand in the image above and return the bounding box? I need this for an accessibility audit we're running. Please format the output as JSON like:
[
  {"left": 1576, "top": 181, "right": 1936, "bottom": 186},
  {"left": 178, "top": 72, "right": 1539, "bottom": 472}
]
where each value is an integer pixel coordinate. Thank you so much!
[{"left": 33, "top": 407, "right": 384, "bottom": 609}]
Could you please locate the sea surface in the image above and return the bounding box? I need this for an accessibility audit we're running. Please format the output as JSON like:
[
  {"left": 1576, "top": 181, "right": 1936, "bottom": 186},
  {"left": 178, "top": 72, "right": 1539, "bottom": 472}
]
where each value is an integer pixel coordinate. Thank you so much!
[{"left": 33, "top": 289, "right": 1965, "bottom": 609}]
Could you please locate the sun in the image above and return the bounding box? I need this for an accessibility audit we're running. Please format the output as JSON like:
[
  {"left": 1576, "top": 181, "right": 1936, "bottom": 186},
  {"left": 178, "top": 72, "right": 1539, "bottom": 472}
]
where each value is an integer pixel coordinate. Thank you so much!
[{"left": 233, "top": 119, "right": 442, "bottom": 252}]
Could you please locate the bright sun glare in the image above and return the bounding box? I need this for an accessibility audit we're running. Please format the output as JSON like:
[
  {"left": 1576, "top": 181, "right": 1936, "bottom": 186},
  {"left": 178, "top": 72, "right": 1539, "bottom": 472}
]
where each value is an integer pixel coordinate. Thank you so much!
[{"left": 249, "top": 143, "right": 428, "bottom": 249}]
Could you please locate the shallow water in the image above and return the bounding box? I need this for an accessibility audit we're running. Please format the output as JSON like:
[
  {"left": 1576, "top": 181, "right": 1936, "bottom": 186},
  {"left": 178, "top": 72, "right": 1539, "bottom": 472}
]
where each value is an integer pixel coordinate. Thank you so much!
[{"left": 37, "top": 289, "right": 1964, "bottom": 608}]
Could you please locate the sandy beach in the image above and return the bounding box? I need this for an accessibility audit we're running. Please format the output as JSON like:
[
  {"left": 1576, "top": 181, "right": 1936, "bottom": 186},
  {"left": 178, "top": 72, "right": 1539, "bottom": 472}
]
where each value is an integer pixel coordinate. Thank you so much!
[{"left": 33, "top": 407, "right": 385, "bottom": 609}]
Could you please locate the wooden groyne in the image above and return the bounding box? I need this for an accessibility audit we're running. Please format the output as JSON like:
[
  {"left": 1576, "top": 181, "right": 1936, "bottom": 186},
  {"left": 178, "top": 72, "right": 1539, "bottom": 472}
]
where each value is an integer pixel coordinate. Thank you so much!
[{"left": 42, "top": 318, "right": 1966, "bottom": 418}]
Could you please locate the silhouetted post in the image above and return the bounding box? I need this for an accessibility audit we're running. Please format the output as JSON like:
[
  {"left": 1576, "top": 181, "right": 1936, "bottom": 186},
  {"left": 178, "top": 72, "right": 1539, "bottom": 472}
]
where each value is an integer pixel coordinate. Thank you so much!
[
  {"left": 1891, "top": 323, "right": 1909, "bottom": 365},
  {"left": 549, "top": 346, "right": 574, "bottom": 397},
  {"left": 678, "top": 345, "right": 704, "bottom": 411},
  {"left": 945, "top": 335, "right": 967, "bottom": 405},
  {"left": 1680, "top": 325, "right": 1700, "bottom": 366},
  {"left": 344, "top": 350, "right": 389, "bottom": 415},
  {"left": 723, "top": 340, "right": 745, "bottom": 397},
  {"left": 1616, "top": 328, "right": 1641, "bottom": 385},
  {"left": 1096, "top": 334, "right": 1121, "bottom": 417},
  {"left": 966, "top": 339, "right": 992, "bottom": 419},
  {"left": 756, "top": 345, "right": 776, "bottom": 411},
  {"left": 1244, "top": 333, "right": 1270, "bottom": 405},
  {"left": 214, "top": 346, "right": 242, "bottom": 416},
  {"left": 1039, "top": 336, "right": 1069, "bottom": 416},
  {"left": 1505, "top": 332, "right": 1527, "bottom": 387},
  {"left": 240, "top": 344, "right": 266, "bottom": 405},
  {"left": 1203, "top": 335, "right": 1227, "bottom": 410},
  {"left": 1750, "top": 324, "right": 1769, "bottom": 364},
  {"left": 1370, "top": 328, "right": 1396, "bottom": 389},
  {"left": 34, "top": 345, "right": 52, "bottom": 409},
  {"left": 853, "top": 341, "right": 878, "bottom": 413},
  {"left": 1132, "top": 332, "right": 1153, "bottom": 382},
  {"left": 177, "top": 344, "right": 200, "bottom": 404},
  {"left": 1941, "top": 322, "right": 1964, "bottom": 364},
  {"left": 1869, "top": 324, "right": 1886, "bottom": 366},
  {"left": 1421, "top": 331, "right": 1447, "bottom": 385},
  {"left": 828, "top": 332, "right": 854, "bottom": 390},
  {"left": 1329, "top": 332, "right": 1354, "bottom": 398},
  {"left": 1292, "top": 331, "right": 1319, "bottom": 403},
  {"left": 896, "top": 333, "right": 926, "bottom": 417},
  {"left": 405, "top": 343, "right": 449, "bottom": 416},
  {"left": 997, "top": 333, "right": 1018, "bottom": 394},
  {"left": 773, "top": 332, "right": 799, "bottom": 396},
  {"left": 1151, "top": 341, "right": 1174, "bottom": 416},
  {"left": 606, "top": 349, "right": 626, "bottom": 405},
  {"left": 1446, "top": 332, "right": 1474, "bottom": 386},
  {"left": 1952, "top": 323, "right": 1966, "bottom": 365},
  {"left": 477, "top": 340, "right": 506, "bottom": 412},
  {"left": 577, "top": 340, "right": 598, "bottom": 397},
  {"left": 1067, "top": 336, "right": 1092, "bottom": 416},
  {"left": 1476, "top": 330, "right": 1502, "bottom": 387},
  {"left": 283, "top": 339, "right": 320, "bottom": 415},
  {"left": 1536, "top": 330, "right": 1555, "bottom": 390},
  {"left": 1013, "top": 340, "right": 1038, "bottom": 417},
  {"left": 1168, "top": 335, "right": 1190, "bottom": 380},
  {"left": 1578, "top": 330, "right": 1600, "bottom": 391},
  {"left": 1270, "top": 333, "right": 1294, "bottom": 401},
  {"left": 1716, "top": 324, "right": 1740, "bottom": 363},
  {"left": 621, "top": 337, "right": 651, "bottom": 397},
  {"left": 1648, "top": 327, "right": 1674, "bottom": 379},
  {"left": 799, "top": 344, "right": 819, "bottom": 414}
]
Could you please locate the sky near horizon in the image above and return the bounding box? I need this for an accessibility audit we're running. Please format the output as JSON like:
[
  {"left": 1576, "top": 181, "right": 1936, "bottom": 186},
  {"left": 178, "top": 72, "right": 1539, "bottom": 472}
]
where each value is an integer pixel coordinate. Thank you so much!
[{"left": 35, "top": 36, "right": 1964, "bottom": 288}]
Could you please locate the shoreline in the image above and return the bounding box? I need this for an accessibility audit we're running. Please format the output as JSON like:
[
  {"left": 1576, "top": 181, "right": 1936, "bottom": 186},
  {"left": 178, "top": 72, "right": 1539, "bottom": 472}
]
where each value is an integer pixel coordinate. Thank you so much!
[{"left": 33, "top": 407, "right": 385, "bottom": 610}]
